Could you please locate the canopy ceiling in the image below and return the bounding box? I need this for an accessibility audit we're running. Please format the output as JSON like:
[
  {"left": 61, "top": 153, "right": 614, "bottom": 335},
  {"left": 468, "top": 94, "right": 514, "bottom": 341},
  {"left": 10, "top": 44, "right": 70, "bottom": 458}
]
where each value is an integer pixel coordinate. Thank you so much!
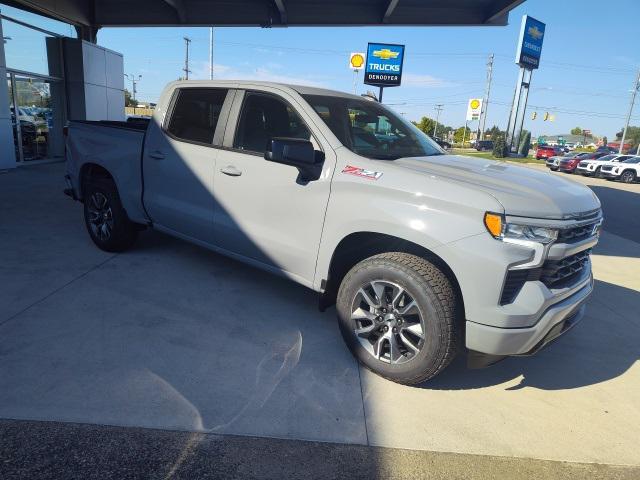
[{"left": 6, "top": 0, "right": 525, "bottom": 28}]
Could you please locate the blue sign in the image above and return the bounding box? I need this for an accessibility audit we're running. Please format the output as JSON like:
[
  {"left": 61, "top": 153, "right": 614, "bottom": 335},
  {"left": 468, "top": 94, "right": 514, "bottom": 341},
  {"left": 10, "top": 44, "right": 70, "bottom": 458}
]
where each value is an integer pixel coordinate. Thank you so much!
[
  {"left": 364, "top": 43, "right": 405, "bottom": 87},
  {"left": 515, "top": 15, "right": 545, "bottom": 70}
]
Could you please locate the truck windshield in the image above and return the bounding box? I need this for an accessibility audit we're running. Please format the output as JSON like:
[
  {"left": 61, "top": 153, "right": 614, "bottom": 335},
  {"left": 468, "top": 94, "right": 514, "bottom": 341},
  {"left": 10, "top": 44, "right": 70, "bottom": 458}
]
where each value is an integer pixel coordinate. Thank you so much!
[{"left": 302, "top": 94, "right": 444, "bottom": 160}]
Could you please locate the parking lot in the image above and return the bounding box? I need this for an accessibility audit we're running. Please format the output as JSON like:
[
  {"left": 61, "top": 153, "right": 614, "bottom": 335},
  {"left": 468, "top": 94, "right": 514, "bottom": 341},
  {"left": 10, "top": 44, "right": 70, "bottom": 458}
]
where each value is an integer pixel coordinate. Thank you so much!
[{"left": 1, "top": 162, "right": 639, "bottom": 474}]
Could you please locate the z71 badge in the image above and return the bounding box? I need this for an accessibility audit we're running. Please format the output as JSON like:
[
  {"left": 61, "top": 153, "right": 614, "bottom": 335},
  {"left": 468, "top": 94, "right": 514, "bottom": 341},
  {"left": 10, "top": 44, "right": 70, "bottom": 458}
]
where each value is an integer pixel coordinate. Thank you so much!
[{"left": 342, "top": 165, "right": 383, "bottom": 180}]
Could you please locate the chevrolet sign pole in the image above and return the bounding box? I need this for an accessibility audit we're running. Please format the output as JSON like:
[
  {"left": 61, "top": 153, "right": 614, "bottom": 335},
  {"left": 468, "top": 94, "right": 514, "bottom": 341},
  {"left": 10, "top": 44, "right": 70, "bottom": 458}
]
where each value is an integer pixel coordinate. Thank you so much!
[
  {"left": 506, "top": 15, "right": 545, "bottom": 154},
  {"left": 364, "top": 43, "right": 405, "bottom": 102}
]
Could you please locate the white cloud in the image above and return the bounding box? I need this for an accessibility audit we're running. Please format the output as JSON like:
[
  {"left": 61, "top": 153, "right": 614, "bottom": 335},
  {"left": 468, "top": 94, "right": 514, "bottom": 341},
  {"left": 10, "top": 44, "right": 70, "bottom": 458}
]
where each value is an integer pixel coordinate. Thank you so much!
[
  {"left": 401, "top": 73, "right": 452, "bottom": 88},
  {"left": 190, "top": 60, "right": 324, "bottom": 87}
]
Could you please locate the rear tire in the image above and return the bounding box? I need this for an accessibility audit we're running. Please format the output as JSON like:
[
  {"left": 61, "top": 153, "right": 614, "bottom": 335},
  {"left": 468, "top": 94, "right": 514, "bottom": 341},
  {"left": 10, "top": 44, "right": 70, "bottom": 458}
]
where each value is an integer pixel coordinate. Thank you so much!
[
  {"left": 83, "top": 178, "right": 138, "bottom": 252},
  {"left": 336, "top": 253, "right": 459, "bottom": 385},
  {"left": 550, "top": 167, "right": 558, "bottom": 171}
]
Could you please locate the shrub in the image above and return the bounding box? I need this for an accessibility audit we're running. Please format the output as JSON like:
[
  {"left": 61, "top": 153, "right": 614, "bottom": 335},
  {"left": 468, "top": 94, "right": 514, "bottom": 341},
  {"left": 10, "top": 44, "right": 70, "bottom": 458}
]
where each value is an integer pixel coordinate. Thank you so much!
[
  {"left": 493, "top": 135, "right": 508, "bottom": 158},
  {"left": 518, "top": 131, "right": 532, "bottom": 157}
]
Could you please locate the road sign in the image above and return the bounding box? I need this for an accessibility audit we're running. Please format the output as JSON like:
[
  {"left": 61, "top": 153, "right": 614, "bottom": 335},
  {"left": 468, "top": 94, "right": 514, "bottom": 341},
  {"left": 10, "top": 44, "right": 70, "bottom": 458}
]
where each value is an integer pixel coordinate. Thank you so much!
[
  {"left": 537, "top": 136, "right": 546, "bottom": 144},
  {"left": 349, "top": 52, "right": 365, "bottom": 70},
  {"left": 558, "top": 136, "right": 565, "bottom": 145},
  {"left": 515, "top": 15, "right": 545, "bottom": 70},
  {"left": 364, "top": 43, "right": 405, "bottom": 87},
  {"left": 466, "top": 98, "right": 483, "bottom": 121}
]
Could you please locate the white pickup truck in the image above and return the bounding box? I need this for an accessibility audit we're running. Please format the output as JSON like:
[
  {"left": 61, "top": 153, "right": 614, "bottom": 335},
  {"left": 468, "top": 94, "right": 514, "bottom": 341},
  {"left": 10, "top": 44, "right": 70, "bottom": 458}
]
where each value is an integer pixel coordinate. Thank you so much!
[{"left": 65, "top": 80, "right": 602, "bottom": 384}]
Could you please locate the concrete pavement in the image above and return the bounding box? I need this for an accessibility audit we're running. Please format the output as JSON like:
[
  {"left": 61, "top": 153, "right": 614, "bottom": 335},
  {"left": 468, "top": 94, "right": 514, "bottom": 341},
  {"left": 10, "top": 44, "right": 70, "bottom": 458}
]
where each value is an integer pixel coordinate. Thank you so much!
[{"left": 0, "top": 163, "right": 639, "bottom": 471}]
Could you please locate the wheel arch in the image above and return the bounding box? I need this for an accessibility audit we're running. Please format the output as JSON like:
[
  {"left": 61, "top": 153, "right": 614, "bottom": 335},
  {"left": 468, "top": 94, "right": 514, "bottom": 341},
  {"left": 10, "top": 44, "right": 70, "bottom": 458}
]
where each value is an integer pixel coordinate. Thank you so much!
[
  {"left": 79, "top": 163, "right": 115, "bottom": 200},
  {"left": 320, "top": 231, "right": 464, "bottom": 318}
]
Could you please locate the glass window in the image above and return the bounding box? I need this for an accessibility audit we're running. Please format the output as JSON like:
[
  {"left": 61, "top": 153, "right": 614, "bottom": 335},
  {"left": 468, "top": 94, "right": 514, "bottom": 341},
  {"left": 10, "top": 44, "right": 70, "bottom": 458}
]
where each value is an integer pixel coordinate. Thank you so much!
[
  {"left": 234, "top": 93, "right": 311, "bottom": 153},
  {"left": 166, "top": 88, "right": 228, "bottom": 144},
  {"left": 622, "top": 157, "right": 640, "bottom": 164},
  {"left": 302, "top": 94, "right": 443, "bottom": 160}
]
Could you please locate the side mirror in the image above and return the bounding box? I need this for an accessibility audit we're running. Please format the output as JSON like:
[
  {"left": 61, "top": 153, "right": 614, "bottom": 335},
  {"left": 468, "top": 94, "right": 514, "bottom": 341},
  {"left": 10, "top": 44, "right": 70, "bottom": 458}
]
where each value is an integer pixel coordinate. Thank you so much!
[{"left": 265, "top": 137, "right": 324, "bottom": 182}]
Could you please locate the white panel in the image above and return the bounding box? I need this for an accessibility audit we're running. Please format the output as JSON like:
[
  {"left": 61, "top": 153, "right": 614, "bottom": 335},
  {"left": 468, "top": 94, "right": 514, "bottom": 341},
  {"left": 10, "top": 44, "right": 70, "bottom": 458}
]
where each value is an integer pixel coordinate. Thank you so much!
[
  {"left": 106, "top": 87, "right": 125, "bottom": 121},
  {"left": 105, "top": 51, "right": 124, "bottom": 90},
  {"left": 81, "top": 41, "right": 107, "bottom": 87},
  {"left": 83, "top": 83, "right": 108, "bottom": 120}
]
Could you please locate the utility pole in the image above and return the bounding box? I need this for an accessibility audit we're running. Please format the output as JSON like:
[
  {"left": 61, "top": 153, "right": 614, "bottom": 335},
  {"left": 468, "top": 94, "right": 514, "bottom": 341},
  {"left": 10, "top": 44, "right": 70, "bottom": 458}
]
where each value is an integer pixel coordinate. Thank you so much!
[
  {"left": 619, "top": 68, "right": 640, "bottom": 154},
  {"left": 478, "top": 54, "right": 494, "bottom": 141},
  {"left": 124, "top": 73, "right": 142, "bottom": 103},
  {"left": 183, "top": 36, "right": 192, "bottom": 80},
  {"left": 209, "top": 27, "right": 214, "bottom": 80},
  {"left": 433, "top": 104, "right": 444, "bottom": 137}
]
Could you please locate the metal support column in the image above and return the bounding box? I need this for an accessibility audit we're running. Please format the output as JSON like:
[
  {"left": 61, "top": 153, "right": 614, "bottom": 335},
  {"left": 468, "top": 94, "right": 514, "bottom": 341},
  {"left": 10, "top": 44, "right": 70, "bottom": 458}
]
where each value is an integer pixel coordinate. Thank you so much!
[{"left": 0, "top": 13, "right": 17, "bottom": 168}]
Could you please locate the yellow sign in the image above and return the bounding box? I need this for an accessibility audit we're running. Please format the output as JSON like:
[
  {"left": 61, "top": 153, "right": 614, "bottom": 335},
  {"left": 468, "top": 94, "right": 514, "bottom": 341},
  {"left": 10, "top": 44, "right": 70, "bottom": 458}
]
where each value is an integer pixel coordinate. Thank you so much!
[
  {"left": 372, "top": 48, "right": 399, "bottom": 60},
  {"left": 349, "top": 52, "right": 365, "bottom": 70},
  {"left": 470, "top": 99, "right": 481, "bottom": 110},
  {"left": 466, "top": 98, "right": 483, "bottom": 121}
]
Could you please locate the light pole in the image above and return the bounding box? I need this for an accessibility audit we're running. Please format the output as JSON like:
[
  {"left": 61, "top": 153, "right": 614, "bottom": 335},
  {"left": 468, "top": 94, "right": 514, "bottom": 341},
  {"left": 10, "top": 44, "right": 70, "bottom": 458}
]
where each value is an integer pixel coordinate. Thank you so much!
[
  {"left": 619, "top": 69, "right": 640, "bottom": 154},
  {"left": 124, "top": 73, "right": 142, "bottom": 104},
  {"left": 433, "top": 104, "right": 444, "bottom": 138}
]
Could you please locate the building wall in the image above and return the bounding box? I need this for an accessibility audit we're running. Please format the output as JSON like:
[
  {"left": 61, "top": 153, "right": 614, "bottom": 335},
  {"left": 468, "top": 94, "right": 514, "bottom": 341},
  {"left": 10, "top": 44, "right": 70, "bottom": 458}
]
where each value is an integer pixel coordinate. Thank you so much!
[{"left": 63, "top": 38, "right": 125, "bottom": 121}]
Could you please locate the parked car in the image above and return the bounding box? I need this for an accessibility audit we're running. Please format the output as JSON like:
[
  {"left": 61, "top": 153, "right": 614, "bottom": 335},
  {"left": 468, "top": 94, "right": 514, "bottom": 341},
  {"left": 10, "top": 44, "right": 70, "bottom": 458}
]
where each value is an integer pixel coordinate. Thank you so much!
[
  {"left": 535, "top": 145, "right": 563, "bottom": 160},
  {"left": 64, "top": 80, "right": 602, "bottom": 384},
  {"left": 475, "top": 140, "right": 494, "bottom": 151},
  {"left": 576, "top": 154, "right": 633, "bottom": 177},
  {"left": 545, "top": 151, "right": 587, "bottom": 171},
  {"left": 600, "top": 156, "right": 640, "bottom": 183},
  {"left": 558, "top": 151, "right": 608, "bottom": 173},
  {"left": 434, "top": 138, "right": 452, "bottom": 149}
]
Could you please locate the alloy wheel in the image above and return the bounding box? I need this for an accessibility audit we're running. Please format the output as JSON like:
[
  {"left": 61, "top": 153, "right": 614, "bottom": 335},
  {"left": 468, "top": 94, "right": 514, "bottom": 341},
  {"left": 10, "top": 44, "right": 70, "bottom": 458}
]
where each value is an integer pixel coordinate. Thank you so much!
[
  {"left": 350, "top": 280, "right": 425, "bottom": 365},
  {"left": 87, "top": 192, "right": 114, "bottom": 241},
  {"left": 621, "top": 171, "right": 635, "bottom": 183}
]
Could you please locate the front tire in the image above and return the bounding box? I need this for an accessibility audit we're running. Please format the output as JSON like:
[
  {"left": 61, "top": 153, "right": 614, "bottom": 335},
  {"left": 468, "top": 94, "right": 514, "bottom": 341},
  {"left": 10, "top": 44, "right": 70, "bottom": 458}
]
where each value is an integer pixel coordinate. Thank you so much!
[
  {"left": 336, "top": 253, "right": 459, "bottom": 385},
  {"left": 620, "top": 170, "right": 637, "bottom": 183},
  {"left": 83, "top": 178, "right": 138, "bottom": 252}
]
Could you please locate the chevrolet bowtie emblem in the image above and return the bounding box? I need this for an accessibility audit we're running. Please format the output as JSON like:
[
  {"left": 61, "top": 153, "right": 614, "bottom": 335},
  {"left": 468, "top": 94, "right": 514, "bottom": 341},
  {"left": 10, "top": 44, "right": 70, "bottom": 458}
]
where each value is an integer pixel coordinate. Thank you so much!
[
  {"left": 372, "top": 49, "right": 399, "bottom": 60},
  {"left": 528, "top": 25, "right": 543, "bottom": 40}
]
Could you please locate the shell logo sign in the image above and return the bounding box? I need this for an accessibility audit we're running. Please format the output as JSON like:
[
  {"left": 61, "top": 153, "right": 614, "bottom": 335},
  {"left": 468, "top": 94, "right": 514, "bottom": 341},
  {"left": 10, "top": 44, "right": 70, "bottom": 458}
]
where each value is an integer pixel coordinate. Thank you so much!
[
  {"left": 466, "top": 98, "right": 483, "bottom": 121},
  {"left": 349, "top": 52, "right": 365, "bottom": 70}
]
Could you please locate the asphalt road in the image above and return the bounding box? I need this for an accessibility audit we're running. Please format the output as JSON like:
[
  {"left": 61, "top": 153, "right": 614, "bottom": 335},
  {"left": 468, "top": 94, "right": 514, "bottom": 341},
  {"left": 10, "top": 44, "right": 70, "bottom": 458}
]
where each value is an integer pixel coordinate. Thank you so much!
[{"left": 1, "top": 419, "right": 638, "bottom": 480}]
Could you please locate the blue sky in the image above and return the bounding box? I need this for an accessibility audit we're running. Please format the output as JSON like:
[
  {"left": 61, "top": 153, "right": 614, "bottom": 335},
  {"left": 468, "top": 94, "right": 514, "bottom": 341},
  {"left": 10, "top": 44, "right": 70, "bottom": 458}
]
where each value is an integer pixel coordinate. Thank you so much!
[{"left": 2, "top": 0, "right": 639, "bottom": 138}]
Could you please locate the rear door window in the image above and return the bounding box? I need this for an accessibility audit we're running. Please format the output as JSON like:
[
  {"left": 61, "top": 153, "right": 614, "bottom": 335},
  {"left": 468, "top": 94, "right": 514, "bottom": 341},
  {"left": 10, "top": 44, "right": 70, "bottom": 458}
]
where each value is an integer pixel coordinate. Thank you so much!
[{"left": 167, "top": 88, "right": 229, "bottom": 144}]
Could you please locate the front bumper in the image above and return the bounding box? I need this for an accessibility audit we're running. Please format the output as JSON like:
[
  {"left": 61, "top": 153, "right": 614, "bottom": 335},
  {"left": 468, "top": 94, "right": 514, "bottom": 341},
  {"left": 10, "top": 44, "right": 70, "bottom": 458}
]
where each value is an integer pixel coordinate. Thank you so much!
[
  {"left": 601, "top": 171, "right": 619, "bottom": 179},
  {"left": 465, "top": 274, "right": 593, "bottom": 356}
]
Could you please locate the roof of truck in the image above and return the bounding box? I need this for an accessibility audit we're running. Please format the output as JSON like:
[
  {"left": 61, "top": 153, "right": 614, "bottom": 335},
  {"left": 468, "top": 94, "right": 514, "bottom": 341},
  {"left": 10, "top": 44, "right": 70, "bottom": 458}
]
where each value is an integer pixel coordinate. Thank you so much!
[{"left": 168, "top": 80, "right": 365, "bottom": 101}]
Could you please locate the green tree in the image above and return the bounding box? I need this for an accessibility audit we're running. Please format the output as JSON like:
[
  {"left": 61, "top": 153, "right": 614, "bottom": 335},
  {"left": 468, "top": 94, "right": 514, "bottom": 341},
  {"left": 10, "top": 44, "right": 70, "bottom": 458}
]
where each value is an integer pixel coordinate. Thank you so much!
[
  {"left": 124, "top": 89, "right": 136, "bottom": 107},
  {"left": 570, "top": 126, "right": 582, "bottom": 135},
  {"left": 412, "top": 116, "right": 437, "bottom": 136},
  {"left": 454, "top": 125, "right": 472, "bottom": 144},
  {"left": 485, "top": 125, "right": 504, "bottom": 141},
  {"left": 493, "top": 135, "right": 508, "bottom": 158},
  {"left": 616, "top": 126, "right": 640, "bottom": 149},
  {"left": 518, "top": 131, "right": 532, "bottom": 156}
]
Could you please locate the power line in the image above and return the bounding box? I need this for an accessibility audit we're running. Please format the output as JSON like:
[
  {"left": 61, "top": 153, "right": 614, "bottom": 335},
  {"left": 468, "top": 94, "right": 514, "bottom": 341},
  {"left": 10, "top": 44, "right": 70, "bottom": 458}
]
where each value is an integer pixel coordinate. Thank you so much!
[
  {"left": 183, "top": 36, "right": 192, "bottom": 80},
  {"left": 433, "top": 104, "right": 444, "bottom": 137},
  {"left": 619, "top": 69, "right": 640, "bottom": 153},
  {"left": 478, "top": 53, "right": 494, "bottom": 140}
]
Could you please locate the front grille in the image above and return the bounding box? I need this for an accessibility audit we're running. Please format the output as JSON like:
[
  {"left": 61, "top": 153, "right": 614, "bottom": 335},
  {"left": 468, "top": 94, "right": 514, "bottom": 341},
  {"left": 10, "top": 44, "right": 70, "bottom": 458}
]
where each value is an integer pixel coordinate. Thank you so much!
[
  {"left": 601, "top": 166, "right": 613, "bottom": 172},
  {"left": 500, "top": 269, "right": 539, "bottom": 305},
  {"left": 540, "top": 249, "right": 591, "bottom": 289},
  {"left": 557, "top": 223, "right": 597, "bottom": 242},
  {"left": 578, "top": 161, "right": 588, "bottom": 168}
]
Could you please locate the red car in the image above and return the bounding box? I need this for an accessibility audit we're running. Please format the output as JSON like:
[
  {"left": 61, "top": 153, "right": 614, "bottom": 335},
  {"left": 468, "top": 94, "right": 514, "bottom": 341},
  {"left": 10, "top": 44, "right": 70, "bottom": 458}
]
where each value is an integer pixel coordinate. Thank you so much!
[
  {"left": 558, "top": 151, "right": 608, "bottom": 173},
  {"left": 536, "top": 145, "right": 563, "bottom": 160}
]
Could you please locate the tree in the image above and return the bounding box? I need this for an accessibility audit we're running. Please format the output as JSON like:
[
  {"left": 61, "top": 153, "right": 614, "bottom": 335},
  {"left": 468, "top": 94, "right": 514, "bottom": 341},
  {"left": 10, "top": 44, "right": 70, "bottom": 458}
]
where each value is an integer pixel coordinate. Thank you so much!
[
  {"left": 615, "top": 126, "right": 640, "bottom": 148},
  {"left": 412, "top": 116, "right": 437, "bottom": 136},
  {"left": 493, "top": 135, "right": 508, "bottom": 158},
  {"left": 570, "top": 126, "right": 582, "bottom": 135},
  {"left": 518, "top": 131, "right": 532, "bottom": 156},
  {"left": 485, "top": 125, "right": 504, "bottom": 141},
  {"left": 124, "top": 89, "right": 136, "bottom": 107},
  {"left": 454, "top": 125, "right": 472, "bottom": 144}
]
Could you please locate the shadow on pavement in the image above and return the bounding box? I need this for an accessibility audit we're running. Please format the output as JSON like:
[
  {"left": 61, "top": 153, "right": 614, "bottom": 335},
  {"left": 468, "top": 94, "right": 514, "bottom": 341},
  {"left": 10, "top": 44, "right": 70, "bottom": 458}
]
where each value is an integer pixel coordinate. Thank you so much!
[
  {"left": 421, "top": 279, "right": 639, "bottom": 391},
  {"left": 589, "top": 185, "right": 640, "bottom": 247}
]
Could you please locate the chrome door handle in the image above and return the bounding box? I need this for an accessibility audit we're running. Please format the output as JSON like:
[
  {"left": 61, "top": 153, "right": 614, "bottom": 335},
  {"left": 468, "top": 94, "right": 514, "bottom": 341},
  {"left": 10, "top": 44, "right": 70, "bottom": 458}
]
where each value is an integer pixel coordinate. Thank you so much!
[
  {"left": 148, "top": 151, "right": 165, "bottom": 160},
  {"left": 220, "top": 165, "right": 242, "bottom": 177}
]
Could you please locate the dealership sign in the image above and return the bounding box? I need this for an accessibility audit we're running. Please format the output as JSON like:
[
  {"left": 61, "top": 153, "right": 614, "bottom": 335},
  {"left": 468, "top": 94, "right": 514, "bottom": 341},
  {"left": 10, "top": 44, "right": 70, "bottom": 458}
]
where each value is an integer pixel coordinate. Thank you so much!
[
  {"left": 364, "top": 43, "right": 405, "bottom": 87},
  {"left": 466, "top": 98, "right": 483, "bottom": 121},
  {"left": 515, "top": 15, "right": 545, "bottom": 69}
]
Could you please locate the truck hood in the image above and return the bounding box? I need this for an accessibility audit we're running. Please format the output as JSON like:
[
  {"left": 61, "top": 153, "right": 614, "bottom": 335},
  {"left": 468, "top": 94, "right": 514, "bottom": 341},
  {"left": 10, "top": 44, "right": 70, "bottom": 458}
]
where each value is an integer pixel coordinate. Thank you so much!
[{"left": 393, "top": 155, "right": 600, "bottom": 219}]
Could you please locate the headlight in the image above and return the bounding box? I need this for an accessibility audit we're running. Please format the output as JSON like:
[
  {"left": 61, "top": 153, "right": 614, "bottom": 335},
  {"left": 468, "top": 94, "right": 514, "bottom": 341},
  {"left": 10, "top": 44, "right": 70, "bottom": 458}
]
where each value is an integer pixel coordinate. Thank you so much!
[{"left": 484, "top": 212, "right": 558, "bottom": 244}]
